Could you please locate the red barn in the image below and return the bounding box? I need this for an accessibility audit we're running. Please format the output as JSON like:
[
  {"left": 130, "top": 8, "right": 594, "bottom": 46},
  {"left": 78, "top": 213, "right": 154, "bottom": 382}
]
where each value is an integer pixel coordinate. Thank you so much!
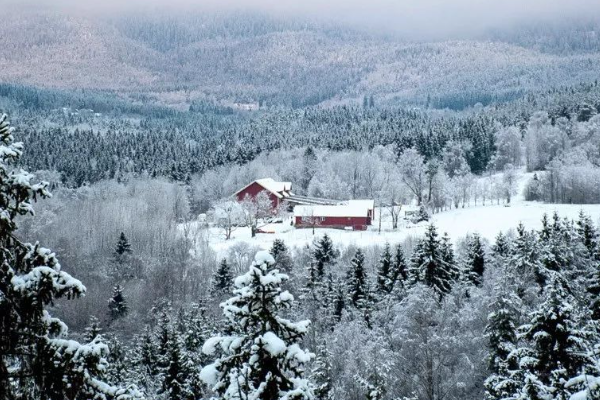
[
  {"left": 234, "top": 178, "right": 293, "bottom": 210},
  {"left": 294, "top": 201, "right": 373, "bottom": 231}
]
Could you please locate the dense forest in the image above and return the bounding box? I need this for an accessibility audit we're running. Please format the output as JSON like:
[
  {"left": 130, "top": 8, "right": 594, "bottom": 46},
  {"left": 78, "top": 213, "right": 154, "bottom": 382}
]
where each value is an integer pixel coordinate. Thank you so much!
[{"left": 3, "top": 7, "right": 600, "bottom": 400}]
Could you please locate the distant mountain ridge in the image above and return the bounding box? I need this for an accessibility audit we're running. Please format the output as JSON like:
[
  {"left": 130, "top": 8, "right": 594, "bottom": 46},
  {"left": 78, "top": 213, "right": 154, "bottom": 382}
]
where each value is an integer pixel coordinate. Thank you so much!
[{"left": 1, "top": 10, "right": 600, "bottom": 109}]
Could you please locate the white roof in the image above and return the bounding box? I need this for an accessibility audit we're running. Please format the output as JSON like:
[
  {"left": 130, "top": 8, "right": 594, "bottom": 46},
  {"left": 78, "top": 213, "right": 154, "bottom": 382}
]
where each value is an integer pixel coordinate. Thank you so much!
[
  {"left": 255, "top": 178, "right": 292, "bottom": 199},
  {"left": 235, "top": 178, "right": 292, "bottom": 199},
  {"left": 294, "top": 204, "right": 371, "bottom": 218}
]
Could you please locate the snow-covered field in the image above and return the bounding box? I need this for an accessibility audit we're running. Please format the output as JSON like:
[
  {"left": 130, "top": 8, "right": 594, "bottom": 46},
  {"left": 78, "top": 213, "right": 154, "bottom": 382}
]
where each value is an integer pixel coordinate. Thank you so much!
[{"left": 205, "top": 172, "right": 600, "bottom": 255}]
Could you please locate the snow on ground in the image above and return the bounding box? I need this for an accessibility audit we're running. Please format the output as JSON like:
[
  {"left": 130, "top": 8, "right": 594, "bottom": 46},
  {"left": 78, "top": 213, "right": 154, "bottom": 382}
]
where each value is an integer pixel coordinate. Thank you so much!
[{"left": 204, "top": 171, "right": 600, "bottom": 256}]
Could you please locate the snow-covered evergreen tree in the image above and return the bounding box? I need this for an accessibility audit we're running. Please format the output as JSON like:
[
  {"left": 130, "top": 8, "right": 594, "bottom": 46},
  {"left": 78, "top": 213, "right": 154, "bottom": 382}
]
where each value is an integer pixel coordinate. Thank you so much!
[
  {"left": 108, "top": 284, "right": 129, "bottom": 321},
  {"left": 347, "top": 249, "right": 370, "bottom": 310},
  {"left": 577, "top": 210, "right": 598, "bottom": 255},
  {"left": 409, "top": 224, "right": 456, "bottom": 299},
  {"left": 115, "top": 231, "right": 133, "bottom": 258},
  {"left": 389, "top": 244, "right": 408, "bottom": 292},
  {"left": 492, "top": 231, "right": 511, "bottom": 258},
  {"left": 212, "top": 258, "right": 233, "bottom": 296},
  {"left": 313, "top": 234, "right": 336, "bottom": 279},
  {"left": 465, "top": 233, "right": 486, "bottom": 286},
  {"left": 84, "top": 315, "right": 103, "bottom": 342},
  {"left": 484, "top": 293, "right": 520, "bottom": 400},
  {"left": 512, "top": 274, "right": 589, "bottom": 399},
  {"left": 270, "top": 239, "right": 293, "bottom": 273},
  {"left": 0, "top": 114, "right": 140, "bottom": 399},
  {"left": 200, "top": 251, "right": 315, "bottom": 400},
  {"left": 376, "top": 243, "right": 393, "bottom": 294}
]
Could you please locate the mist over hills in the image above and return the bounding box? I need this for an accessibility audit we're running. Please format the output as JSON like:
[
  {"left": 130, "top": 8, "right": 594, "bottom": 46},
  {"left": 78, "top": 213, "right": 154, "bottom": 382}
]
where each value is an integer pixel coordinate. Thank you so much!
[{"left": 2, "top": 9, "right": 600, "bottom": 109}]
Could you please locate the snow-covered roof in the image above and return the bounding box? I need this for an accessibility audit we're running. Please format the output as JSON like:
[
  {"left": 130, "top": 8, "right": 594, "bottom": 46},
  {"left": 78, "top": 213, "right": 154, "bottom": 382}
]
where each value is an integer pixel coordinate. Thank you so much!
[
  {"left": 294, "top": 203, "right": 371, "bottom": 218},
  {"left": 235, "top": 178, "right": 292, "bottom": 199}
]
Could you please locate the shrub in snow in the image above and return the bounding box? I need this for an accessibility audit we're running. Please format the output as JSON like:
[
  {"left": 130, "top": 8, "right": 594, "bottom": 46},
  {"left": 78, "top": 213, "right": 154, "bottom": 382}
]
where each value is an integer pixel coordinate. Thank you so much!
[
  {"left": 200, "top": 250, "right": 315, "bottom": 400},
  {"left": 0, "top": 115, "right": 141, "bottom": 399}
]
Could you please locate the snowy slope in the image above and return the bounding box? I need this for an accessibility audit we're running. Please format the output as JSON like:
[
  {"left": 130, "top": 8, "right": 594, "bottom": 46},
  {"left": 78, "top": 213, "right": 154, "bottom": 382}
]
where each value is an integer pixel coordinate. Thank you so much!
[{"left": 206, "top": 172, "right": 600, "bottom": 255}]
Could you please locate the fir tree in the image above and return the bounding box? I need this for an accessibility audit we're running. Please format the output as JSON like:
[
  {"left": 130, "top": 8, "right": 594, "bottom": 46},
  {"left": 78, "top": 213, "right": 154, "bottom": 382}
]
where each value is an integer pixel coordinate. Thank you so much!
[
  {"left": 114, "top": 231, "right": 132, "bottom": 258},
  {"left": 511, "top": 223, "right": 546, "bottom": 292},
  {"left": 313, "top": 234, "right": 336, "bottom": 278},
  {"left": 270, "top": 238, "right": 293, "bottom": 273},
  {"left": 576, "top": 210, "right": 598, "bottom": 255},
  {"left": 588, "top": 256, "right": 600, "bottom": 320},
  {"left": 484, "top": 293, "right": 519, "bottom": 400},
  {"left": 200, "top": 251, "right": 315, "bottom": 400},
  {"left": 312, "top": 343, "right": 333, "bottom": 400},
  {"left": 108, "top": 284, "right": 129, "bottom": 321},
  {"left": 0, "top": 114, "right": 140, "bottom": 399},
  {"left": 332, "top": 281, "right": 346, "bottom": 324},
  {"left": 376, "top": 243, "right": 393, "bottom": 294},
  {"left": 389, "top": 244, "right": 408, "bottom": 291},
  {"left": 492, "top": 232, "right": 511, "bottom": 258},
  {"left": 466, "top": 233, "right": 486, "bottom": 286},
  {"left": 84, "top": 316, "right": 102, "bottom": 342},
  {"left": 138, "top": 326, "right": 159, "bottom": 376},
  {"left": 347, "top": 249, "right": 369, "bottom": 309},
  {"left": 513, "top": 274, "right": 589, "bottom": 398},
  {"left": 410, "top": 224, "right": 456, "bottom": 299},
  {"left": 211, "top": 258, "right": 233, "bottom": 295},
  {"left": 111, "top": 231, "right": 135, "bottom": 281}
]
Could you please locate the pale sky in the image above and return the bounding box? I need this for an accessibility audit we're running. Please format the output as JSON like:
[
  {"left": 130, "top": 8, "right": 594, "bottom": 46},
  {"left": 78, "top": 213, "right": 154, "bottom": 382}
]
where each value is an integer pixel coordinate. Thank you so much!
[{"left": 6, "top": 0, "right": 600, "bottom": 39}]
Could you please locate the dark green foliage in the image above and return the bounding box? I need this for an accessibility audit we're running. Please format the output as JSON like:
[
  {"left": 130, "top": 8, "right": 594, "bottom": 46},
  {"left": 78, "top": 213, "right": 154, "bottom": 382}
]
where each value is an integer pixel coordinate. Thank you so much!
[
  {"left": 466, "top": 233, "right": 486, "bottom": 286},
  {"left": 492, "top": 232, "right": 511, "bottom": 258},
  {"left": 108, "top": 284, "right": 129, "bottom": 321},
  {"left": 84, "top": 316, "right": 102, "bottom": 342},
  {"left": 347, "top": 249, "right": 369, "bottom": 308},
  {"left": 513, "top": 275, "right": 589, "bottom": 398},
  {"left": 211, "top": 258, "right": 233, "bottom": 295},
  {"left": 115, "top": 232, "right": 133, "bottom": 257},
  {"left": 409, "top": 224, "right": 458, "bottom": 299},
  {"left": 376, "top": 243, "right": 393, "bottom": 294},
  {"left": 270, "top": 239, "right": 293, "bottom": 273},
  {"left": 313, "top": 234, "right": 336, "bottom": 279}
]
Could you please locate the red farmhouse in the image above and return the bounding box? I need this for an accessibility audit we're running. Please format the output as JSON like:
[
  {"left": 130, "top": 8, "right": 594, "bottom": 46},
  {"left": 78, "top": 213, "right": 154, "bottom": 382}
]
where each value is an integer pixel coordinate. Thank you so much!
[
  {"left": 294, "top": 200, "right": 374, "bottom": 231},
  {"left": 234, "top": 178, "right": 293, "bottom": 210}
]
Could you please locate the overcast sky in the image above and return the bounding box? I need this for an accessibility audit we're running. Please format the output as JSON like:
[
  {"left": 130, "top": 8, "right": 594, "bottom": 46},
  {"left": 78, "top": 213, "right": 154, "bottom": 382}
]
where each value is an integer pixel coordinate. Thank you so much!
[{"left": 8, "top": 0, "right": 600, "bottom": 39}]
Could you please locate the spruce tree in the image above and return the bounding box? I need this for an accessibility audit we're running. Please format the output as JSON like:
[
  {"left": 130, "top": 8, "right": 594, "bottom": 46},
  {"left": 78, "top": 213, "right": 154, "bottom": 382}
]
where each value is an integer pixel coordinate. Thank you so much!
[
  {"left": 376, "top": 243, "right": 393, "bottom": 294},
  {"left": 484, "top": 293, "right": 519, "bottom": 400},
  {"left": 270, "top": 238, "right": 293, "bottom": 273},
  {"left": 108, "top": 284, "right": 129, "bottom": 321},
  {"left": 410, "top": 224, "right": 456, "bottom": 299},
  {"left": 492, "top": 232, "right": 511, "bottom": 258},
  {"left": 465, "top": 233, "right": 486, "bottom": 286},
  {"left": 312, "top": 343, "right": 333, "bottom": 400},
  {"left": 576, "top": 210, "right": 598, "bottom": 255},
  {"left": 514, "top": 274, "right": 589, "bottom": 399},
  {"left": 332, "top": 281, "right": 346, "bottom": 324},
  {"left": 111, "top": 231, "right": 135, "bottom": 281},
  {"left": 588, "top": 255, "right": 600, "bottom": 320},
  {"left": 347, "top": 249, "right": 369, "bottom": 309},
  {"left": 511, "top": 223, "right": 546, "bottom": 292},
  {"left": 389, "top": 244, "right": 408, "bottom": 291},
  {"left": 0, "top": 114, "right": 140, "bottom": 399},
  {"left": 84, "top": 316, "right": 102, "bottom": 342},
  {"left": 200, "top": 251, "right": 315, "bottom": 400},
  {"left": 211, "top": 258, "right": 233, "bottom": 295},
  {"left": 313, "top": 234, "right": 336, "bottom": 278},
  {"left": 114, "top": 231, "right": 132, "bottom": 258}
]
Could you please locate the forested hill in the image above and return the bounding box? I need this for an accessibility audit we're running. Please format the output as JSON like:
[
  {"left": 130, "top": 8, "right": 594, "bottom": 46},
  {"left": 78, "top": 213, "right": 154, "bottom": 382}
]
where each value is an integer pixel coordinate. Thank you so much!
[
  {"left": 1, "top": 80, "right": 598, "bottom": 187},
  {"left": 1, "top": 9, "right": 600, "bottom": 108}
]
